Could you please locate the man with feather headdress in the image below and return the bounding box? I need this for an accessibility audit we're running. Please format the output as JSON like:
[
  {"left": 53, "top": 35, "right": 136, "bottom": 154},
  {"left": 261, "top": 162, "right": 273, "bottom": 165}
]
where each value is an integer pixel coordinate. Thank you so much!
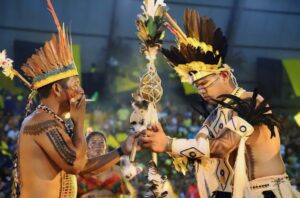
[
  {"left": 0, "top": 1, "right": 138, "bottom": 197},
  {"left": 140, "top": 9, "right": 300, "bottom": 198}
]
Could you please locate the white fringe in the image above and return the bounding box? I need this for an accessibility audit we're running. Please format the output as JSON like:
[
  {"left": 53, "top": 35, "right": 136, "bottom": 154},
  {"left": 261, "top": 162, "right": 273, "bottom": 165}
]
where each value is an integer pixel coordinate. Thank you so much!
[
  {"left": 233, "top": 137, "right": 251, "bottom": 198},
  {"left": 196, "top": 165, "right": 209, "bottom": 198}
]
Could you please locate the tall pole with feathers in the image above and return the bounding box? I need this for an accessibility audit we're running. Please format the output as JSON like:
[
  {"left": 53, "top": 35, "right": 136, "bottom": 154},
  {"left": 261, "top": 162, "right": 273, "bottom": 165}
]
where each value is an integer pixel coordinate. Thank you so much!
[
  {"left": 130, "top": 0, "right": 167, "bottom": 164},
  {"left": 128, "top": 0, "right": 169, "bottom": 197}
]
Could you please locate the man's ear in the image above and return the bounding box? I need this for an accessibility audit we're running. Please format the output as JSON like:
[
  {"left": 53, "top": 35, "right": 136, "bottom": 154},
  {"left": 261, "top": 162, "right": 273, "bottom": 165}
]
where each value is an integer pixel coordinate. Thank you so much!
[
  {"left": 52, "top": 83, "right": 63, "bottom": 97},
  {"left": 220, "top": 71, "right": 230, "bottom": 82}
]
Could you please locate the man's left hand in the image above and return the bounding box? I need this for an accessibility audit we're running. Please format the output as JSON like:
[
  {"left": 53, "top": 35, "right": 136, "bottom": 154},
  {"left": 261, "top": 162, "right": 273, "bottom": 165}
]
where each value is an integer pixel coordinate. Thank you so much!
[{"left": 121, "top": 133, "right": 141, "bottom": 155}]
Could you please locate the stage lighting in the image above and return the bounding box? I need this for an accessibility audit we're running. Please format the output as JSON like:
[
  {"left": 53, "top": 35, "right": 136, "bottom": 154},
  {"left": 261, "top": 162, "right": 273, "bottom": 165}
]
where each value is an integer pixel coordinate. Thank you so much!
[{"left": 294, "top": 112, "right": 300, "bottom": 127}]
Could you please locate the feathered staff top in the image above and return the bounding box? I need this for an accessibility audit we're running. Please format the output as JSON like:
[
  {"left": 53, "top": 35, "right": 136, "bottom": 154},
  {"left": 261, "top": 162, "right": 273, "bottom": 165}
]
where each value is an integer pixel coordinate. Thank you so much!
[
  {"left": 134, "top": 0, "right": 167, "bottom": 104},
  {"left": 20, "top": 0, "right": 78, "bottom": 90},
  {"left": 136, "top": 0, "right": 167, "bottom": 74},
  {"left": 136, "top": 0, "right": 166, "bottom": 53},
  {"left": 162, "top": 9, "right": 229, "bottom": 83}
]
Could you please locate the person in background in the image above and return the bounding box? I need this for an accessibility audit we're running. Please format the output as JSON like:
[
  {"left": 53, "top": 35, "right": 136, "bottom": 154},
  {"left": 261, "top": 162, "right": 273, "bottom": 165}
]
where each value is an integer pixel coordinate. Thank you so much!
[{"left": 78, "top": 131, "right": 136, "bottom": 198}]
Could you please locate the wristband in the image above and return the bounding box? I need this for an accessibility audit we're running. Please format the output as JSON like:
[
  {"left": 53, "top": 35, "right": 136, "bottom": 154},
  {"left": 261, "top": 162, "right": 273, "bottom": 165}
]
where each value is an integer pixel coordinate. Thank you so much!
[
  {"left": 117, "top": 147, "right": 124, "bottom": 156},
  {"left": 166, "top": 136, "right": 173, "bottom": 152}
]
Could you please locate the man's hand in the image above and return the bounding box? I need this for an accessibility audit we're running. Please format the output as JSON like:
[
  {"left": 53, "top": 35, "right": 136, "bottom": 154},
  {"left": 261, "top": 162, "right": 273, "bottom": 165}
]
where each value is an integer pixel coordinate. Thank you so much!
[
  {"left": 70, "top": 93, "right": 86, "bottom": 123},
  {"left": 140, "top": 122, "right": 168, "bottom": 153},
  {"left": 120, "top": 133, "right": 141, "bottom": 155}
]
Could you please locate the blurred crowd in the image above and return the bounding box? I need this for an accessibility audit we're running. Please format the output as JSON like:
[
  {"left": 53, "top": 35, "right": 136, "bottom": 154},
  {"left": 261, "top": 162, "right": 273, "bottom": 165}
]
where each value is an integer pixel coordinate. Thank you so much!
[{"left": 0, "top": 88, "right": 299, "bottom": 197}]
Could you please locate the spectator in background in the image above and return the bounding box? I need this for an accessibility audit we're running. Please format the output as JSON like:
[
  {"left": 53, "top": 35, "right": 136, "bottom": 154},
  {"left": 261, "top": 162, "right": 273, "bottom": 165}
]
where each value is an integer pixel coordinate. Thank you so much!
[
  {"left": 86, "top": 132, "right": 107, "bottom": 158},
  {"left": 78, "top": 131, "right": 135, "bottom": 197},
  {"left": 186, "top": 181, "right": 200, "bottom": 198},
  {"left": 4, "top": 94, "right": 14, "bottom": 114}
]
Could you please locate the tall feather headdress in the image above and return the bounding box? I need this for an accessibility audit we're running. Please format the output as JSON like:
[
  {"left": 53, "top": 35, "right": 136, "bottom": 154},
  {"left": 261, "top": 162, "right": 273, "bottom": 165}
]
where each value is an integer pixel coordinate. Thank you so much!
[
  {"left": 162, "top": 9, "right": 230, "bottom": 83},
  {"left": 20, "top": 0, "right": 77, "bottom": 90},
  {"left": 0, "top": 0, "right": 78, "bottom": 115}
]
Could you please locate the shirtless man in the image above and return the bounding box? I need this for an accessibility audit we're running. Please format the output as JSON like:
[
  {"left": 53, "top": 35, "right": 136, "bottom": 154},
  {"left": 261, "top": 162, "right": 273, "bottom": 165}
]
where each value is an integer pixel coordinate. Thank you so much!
[
  {"left": 141, "top": 77, "right": 291, "bottom": 197},
  {"left": 140, "top": 9, "right": 298, "bottom": 198},
  {"left": 8, "top": 1, "right": 137, "bottom": 197},
  {"left": 17, "top": 77, "right": 135, "bottom": 198}
]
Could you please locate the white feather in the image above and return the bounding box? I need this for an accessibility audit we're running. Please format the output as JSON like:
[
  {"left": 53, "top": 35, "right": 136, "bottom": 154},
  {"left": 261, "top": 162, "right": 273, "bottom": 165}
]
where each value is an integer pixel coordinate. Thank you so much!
[
  {"left": 142, "top": 0, "right": 166, "bottom": 18},
  {"left": 0, "top": 50, "right": 14, "bottom": 79}
]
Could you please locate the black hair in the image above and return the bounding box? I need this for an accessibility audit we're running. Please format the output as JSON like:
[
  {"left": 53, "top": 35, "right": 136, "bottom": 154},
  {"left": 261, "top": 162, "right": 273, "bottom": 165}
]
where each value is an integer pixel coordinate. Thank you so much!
[
  {"left": 37, "top": 78, "right": 69, "bottom": 99},
  {"left": 86, "top": 131, "right": 107, "bottom": 143}
]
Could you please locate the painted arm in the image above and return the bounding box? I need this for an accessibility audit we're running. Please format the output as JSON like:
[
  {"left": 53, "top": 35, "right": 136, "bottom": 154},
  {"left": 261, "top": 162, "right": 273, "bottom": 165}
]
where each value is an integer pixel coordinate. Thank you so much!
[{"left": 27, "top": 120, "right": 87, "bottom": 174}]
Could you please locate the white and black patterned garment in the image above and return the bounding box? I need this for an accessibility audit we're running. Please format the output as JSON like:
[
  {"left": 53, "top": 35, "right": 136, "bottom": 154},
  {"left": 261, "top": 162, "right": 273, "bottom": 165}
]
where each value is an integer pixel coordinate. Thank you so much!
[
  {"left": 197, "top": 88, "right": 246, "bottom": 194},
  {"left": 169, "top": 87, "right": 246, "bottom": 196},
  {"left": 198, "top": 107, "right": 235, "bottom": 193}
]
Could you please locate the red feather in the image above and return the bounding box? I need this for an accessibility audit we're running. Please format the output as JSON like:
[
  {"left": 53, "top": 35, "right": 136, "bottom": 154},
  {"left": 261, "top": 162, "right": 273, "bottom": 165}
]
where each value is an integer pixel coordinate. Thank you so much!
[{"left": 47, "top": 0, "right": 61, "bottom": 30}]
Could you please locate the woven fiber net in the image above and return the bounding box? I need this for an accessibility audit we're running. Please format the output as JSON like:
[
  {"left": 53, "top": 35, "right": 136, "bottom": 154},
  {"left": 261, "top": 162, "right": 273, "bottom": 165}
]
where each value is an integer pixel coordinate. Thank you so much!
[{"left": 139, "top": 71, "right": 163, "bottom": 103}]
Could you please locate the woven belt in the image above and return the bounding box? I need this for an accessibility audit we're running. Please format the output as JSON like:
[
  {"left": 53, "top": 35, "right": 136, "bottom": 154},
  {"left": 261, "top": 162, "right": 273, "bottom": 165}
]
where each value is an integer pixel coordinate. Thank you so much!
[{"left": 250, "top": 174, "right": 289, "bottom": 191}]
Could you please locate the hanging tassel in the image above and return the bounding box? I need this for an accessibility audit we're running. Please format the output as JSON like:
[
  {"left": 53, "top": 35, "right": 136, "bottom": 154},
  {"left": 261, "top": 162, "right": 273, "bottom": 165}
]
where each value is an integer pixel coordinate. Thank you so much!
[
  {"left": 11, "top": 154, "right": 19, "bottom": 198},
  {"left": 25, "top": 90, "right": 37, "bottom": 116},
  {"left": 196, "top": 164, "right": 210, "bottom": 198},
  {"left": 233, "top": 137, "right": 251, "bottom": 198},
  {"left": 224, "top": 116, "right": 253, "bottom": 198}
]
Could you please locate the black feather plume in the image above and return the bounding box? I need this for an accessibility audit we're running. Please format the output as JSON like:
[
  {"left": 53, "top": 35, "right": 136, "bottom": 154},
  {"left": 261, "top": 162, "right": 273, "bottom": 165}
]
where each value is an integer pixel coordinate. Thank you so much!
[
  {"left": 214, "top": 89, "right": 281, "bottom": 138},
  {"left": 162, "top": 9, "right": 227, "bottom": 67}
]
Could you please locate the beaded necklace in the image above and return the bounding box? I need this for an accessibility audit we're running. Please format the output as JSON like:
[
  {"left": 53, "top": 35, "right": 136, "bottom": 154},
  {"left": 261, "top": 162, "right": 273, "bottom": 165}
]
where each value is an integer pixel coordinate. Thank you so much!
[{"left": 37, "top": 104, "right": 73, "bottom": 137}]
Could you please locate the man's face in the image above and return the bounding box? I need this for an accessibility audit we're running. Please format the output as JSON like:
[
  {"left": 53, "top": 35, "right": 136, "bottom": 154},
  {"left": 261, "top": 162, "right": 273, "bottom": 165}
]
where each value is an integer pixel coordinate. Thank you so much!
[
  {"left": 65, "top": 76, "right": 84, "bottom": 99},
  {"left": 59, "top": 76, "right": 84, "bottom": 112},
  {"left": 193, "top": 73, "right": 224, "bottom": 104},
  {"left": 87, "top": 135, "right": 107, "bottom": 158}
]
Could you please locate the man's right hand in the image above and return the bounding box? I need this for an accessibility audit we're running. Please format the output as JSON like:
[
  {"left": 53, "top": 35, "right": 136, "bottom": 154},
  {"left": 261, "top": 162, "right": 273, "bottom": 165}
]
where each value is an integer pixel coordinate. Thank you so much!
[
  {"left": 139, "top": 122, "right": 169, "bottom": 153},
  {"left": 70, "top": 93, "right": 86, "bottom": 123}
]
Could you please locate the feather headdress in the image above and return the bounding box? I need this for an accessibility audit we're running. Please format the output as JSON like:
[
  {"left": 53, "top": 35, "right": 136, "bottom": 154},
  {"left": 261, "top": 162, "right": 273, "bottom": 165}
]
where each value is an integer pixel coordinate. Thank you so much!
[
  {"left": 20, "top": 0, "right": 77, "bottom": 90},
  {"left": 162, "top": 9, "right": 229, "bottom": 83}
]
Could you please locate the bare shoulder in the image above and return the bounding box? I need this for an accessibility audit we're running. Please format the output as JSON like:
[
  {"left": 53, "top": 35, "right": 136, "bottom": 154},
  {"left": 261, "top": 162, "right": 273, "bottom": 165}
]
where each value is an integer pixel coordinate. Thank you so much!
[{"left": 21, "top": 111, "right": 63, "bottom": 136}]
